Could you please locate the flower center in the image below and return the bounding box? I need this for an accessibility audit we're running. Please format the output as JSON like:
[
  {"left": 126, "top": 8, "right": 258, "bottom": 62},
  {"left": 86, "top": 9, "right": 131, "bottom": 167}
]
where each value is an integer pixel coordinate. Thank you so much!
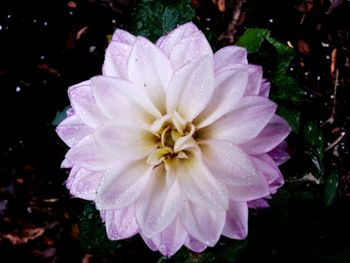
[{"left": 147, "top": 112, "right": 195, "bottom": 167}]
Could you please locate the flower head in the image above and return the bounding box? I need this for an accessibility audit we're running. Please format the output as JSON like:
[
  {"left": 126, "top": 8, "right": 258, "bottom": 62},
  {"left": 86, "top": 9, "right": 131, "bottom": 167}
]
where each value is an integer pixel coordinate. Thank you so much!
[{"left": 56, "top": 22, "right": 291, "bottom": 256}]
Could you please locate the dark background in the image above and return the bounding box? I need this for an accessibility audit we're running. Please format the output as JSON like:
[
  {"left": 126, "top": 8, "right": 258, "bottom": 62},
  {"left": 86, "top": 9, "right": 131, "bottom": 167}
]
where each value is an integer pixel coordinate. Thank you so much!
[{"left": 0, "top": 0, "right": 350, "bottom": 262}]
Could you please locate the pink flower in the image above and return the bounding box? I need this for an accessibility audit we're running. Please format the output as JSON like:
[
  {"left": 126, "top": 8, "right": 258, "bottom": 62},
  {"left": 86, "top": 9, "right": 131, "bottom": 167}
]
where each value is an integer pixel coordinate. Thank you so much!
[{"left": 56, "top": 22, "right": 291, "bottom": 256}]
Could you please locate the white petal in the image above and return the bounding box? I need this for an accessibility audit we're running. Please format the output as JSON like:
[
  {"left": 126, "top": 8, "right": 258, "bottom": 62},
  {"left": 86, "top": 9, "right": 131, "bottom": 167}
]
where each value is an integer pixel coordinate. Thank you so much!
[
  {"left": 69, "top": 168, "right": 103, "bottom": 200},
  {"left": 169, "top": 154, "right": 228, "bottom": 210},
  {"left": 195, "top": 69, "right": 249, "bottom": 129},
  {"left": 66, "top": 135, "right": 116, "bottom": 171},
  {"left": 102, "top": 42, "right": 132, "bottom": 78},
  {"left": 56, "top": 113, "right": 93, "bottom": 147},
  {"left": 91, "top": 76, "right": 161, "bottom": 121},
  {"left": 111, "top": 29, "right": 136, "bottom": 43},
  {"left": 94, "top": 119, "right": 157, "bottom": 161},
  {"left": 214, "top": 46, "right": 248, "bottom": 72},
  {"left": 167, "top": 55, "right": 214, "bottom": 121},
  {"left": 95, "top": 160, "right": 153, "bottom": 210},
  {"left": 104, "top": 205, "right": 139, "bottom": 240},
  {"left": 68, "top": 81, "right": 109, "bottom": 128},
  {"left": 179, "top": 201, "right": 225, "bottom": 246},
  {"left": 136, "top": 166, "right": 181, "bottom": 238},
  {"left": 222, "top": 201, "right": 248, "bottom": 239},
  {"left": 198, "top": 96, "right": 276, "bottom": 144},
  {"left": 128, "top": 37, "right": 172, "bottom": 112}
]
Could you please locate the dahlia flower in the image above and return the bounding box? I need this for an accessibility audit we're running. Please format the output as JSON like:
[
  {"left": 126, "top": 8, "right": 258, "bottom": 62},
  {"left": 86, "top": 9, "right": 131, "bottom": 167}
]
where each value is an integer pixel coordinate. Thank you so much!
[{"left": 56, "top": 22, "right": 291, "bottom": 256}]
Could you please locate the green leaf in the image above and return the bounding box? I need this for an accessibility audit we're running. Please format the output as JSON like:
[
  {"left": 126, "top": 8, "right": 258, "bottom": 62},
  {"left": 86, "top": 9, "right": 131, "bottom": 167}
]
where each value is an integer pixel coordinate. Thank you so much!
[
  {"left": 277, "top": 105, "right": 301, "bottom": 133},
  {"left": 302, "top": 121, "right": 324, "bottom": 148},
  {"left": 236, "top": 28, "right": 270, "bottom": 53},
  {"left": 132, "top": 0, "right": 195, "bottom": 42},
  {"left": 323, "top": 170, "right": 338, "bottom": 206}
]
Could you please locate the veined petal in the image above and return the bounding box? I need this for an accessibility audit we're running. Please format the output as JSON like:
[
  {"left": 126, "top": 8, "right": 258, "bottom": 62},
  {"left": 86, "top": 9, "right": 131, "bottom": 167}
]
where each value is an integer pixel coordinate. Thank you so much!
[
  {"left": 96, "top": 160, "right": 153, "bottom": 210},
  {"left": 167, "top": 55, "right": 214, "bottom": 121},
  {"left": 128, "top": 37, "right": 172, "bottom": 112},
  {"left": 136, "top": 165, "right": 181, "bottom": 238},
  {"left": 156, "top": 22, "right": 199, "bottom": 54},
  {"left": 214, "top": 46, "right": 248, "bottom": 72},
  {"left": 141, "top": 217, "right": 187, "bottom": 256},
  {"left": 222, "top": 201, "right": 248, "bottom": 239},
  {"left": 179, "top": 201, "right": 225, "bottom": 246},
  {"left": 198, "top": 96, "right": 277, "bottom": 144},
  {"left": 201, "top": 139, "right": 270, "bottom": 201},
  {"left": 169, "top": 154, "right": 228, "bottom": 210},
  {"left": 104, "top": 205, "right": 139, "bottom": 240},
  {"left": 69, "top": 168, "right": 104, "bottom": 200},
  {"left": 241, "top": 115, "right": 291, "bottom": 155},
  {"left": 68, "top": 81, "right": 109, "bottom": 128},
  {"left": 195, "top": 69, "right": 249, "bottom": 129},
  {"left": 91, "top": 76, "right": 161, "bottom": 122},
  {"left": 66, "top": 135, "right": 116, "bottom": 171},
  {"left": 56, "top": 113, "right": 92, "bottom": 147},
  {"left": 94, "top": 119, "right": 157, "bottom": 161}
]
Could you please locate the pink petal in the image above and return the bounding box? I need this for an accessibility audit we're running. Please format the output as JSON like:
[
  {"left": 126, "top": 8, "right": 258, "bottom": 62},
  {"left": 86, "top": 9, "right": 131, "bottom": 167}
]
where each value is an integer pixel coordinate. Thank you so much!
[
  {"left": 170, "top": 156, "right": 228, "bottom": 210},
  {"left": 199, "top": 96, "right": 277, "bottom": 144},
  {"left": 214, "top": 46, "right": 248, "bottom": 72},
  {"left": 201, "top": 139, "right": 270, "bottom": 201},
  {"left": 66, "top": 135, "right": 116, "bottom": 171},
  {"left": 168, "top": 31, "right": 213, "bottom": 70},
  {"left": 136, "top": 166, "right": 181, "bottom": 238},
  {"left": 94, "top": 119, "right": 157, "bottom": 161},
  {"left": 156, "top": 22, "right": 199, "bottom": 54},
  {"left": 268, "top": 141, "right": 290, "bottom": 165},
  {"left": 179, "top": 201, "right": 225, "bottom": 246},
  {"left": 248, "top": 199, "right": 270, "bottom": 209},
  {"left": 166, "top": 55, "right": 214, "bottom": 121},
  {"left": 111, "top": 29, "right": 136, "bottom": 43},
  {"left": 222, "top": 201, "right": 248, "bottom": 239},
  {"left": 69, "top": 167, "right": 104, "bottom": 200},
  {"left": 68, "top": 81, "right": 109, "bottom": 128},
  {"left": 128, "top": 37, "right": 172, "bottom": 112},
  {"left": 259, "top": 79, "right": 270, "bottom": 97},
  {"left": 184, "top": 236, "right": 207, "bottom": 253},
  {"left": 91, "top": 76, "right": 161, "bottom": 121},
  {"left": 141, "top": 217, "right": 187, "bottom": 257},
  {"left": 241, "top": 115, "right": 291, "bottom": 155},
  {"left": 195, "top": 68, "right": 249, "bottom": 129},
  {"left": 56, "top": 113, "right": 92, "bottom": 147},
  {"left": 104, "top": 205, "right": 139, "bottom": 240},
  {"left": 95, "top": 160, "right": 153, "bottom": 210}
]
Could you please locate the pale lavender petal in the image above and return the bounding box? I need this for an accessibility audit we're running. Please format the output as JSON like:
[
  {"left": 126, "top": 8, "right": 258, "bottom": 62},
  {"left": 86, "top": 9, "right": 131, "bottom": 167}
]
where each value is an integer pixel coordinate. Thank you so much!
[
  {"left": 201, "top": 139, "right": 270, "bottom": 201},
  {"left": 184, "top": 236, "right": 207, "bottom": 253},
  {"left": 103, "top": 42, "right": 133, "bottom": 78},
  {"left": 128, "top": 37, "right": 172, "bottom": 112},
  {"left": 94, "top": 119, "right": 157, "bottom": 161},
  {"left": 68, "top": 81, "right": 109, "bottom": 128},
  {"left": 112, "top": 29, "right": 136, "bottom": 43},
  {"left": 65, "top": 165, "right": 79, "bottom": 190},
  {"left": 136, "top": 166, "right": 181, "bottom": 238},
  {"left": 156, "top": 22, "right": 199, "bottom": 55},
  {"left": 241, "top": 115, "right": 291, "bottom": 155},
  {"left": 195, "top": 69, "right": 249, "bottom": 129},
  {"left": 56, "top": 113, "right": 92, "bottom": 147},
  {"left": 61, "top": 158, "right": 73, "bottom": 168},
  {"left": 248, "top": 199, "right": 270, "bottom": 209},
  {"left": 66, "top": 135, "right": 116, "bottom": 171},
  {"left": 214, "top": 46, "right": 248, "bottom": 72},
  {"left": 167, "top": 55, "right": 214, "bottom": 121},
  {"left": 268, "top": 141, "right": 290, "bottom": 165},
  {"left": 104, "top": 205, "right": 139, "bottom": 240},
  {"left": 179, "top": 201, "right": 225, "bottom": 246},
  {"left": 199, "top": 96, "right": 277, "bottom": 144},
  {"left": 259, "top": 79, "right": 270, "bottom": 97},
  {"left": 168, "top": 31, "right": 213, "bottom": 70},
  {"left": 222, "top": 201, "right": 248, "bottom": 239},
  {"left": 69, "top": 168, "right": 104, "bottom": 200},
  {"left": 96, "top": 160, "right": 153, "bottom": 210},
  {"left": 169, "top": 156, "right": 228, "bottom": 210},
  {"left": 142, "top": 217, "right": 187, "bottom": 256}
]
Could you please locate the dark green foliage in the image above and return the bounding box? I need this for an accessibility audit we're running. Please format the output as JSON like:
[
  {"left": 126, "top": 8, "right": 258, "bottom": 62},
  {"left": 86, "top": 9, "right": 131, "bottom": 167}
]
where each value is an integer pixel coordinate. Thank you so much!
[{"left": 132, "top": 0, "right": 195, "bottom": 42}]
